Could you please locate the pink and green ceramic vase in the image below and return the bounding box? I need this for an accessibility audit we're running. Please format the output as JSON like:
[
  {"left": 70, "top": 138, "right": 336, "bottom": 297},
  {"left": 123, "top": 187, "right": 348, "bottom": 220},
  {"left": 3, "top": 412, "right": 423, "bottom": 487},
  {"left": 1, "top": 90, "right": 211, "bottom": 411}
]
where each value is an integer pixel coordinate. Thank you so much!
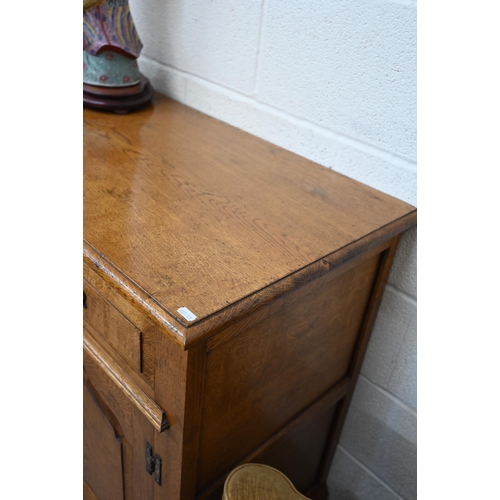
[{"left": 83, "top": 0, "right": 143, "bottom": 87}]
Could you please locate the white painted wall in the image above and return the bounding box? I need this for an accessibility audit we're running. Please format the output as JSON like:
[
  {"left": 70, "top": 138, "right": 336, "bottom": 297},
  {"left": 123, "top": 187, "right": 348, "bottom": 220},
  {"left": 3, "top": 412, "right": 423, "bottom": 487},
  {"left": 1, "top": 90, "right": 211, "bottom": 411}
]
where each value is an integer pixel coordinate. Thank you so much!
[{"left": 129, "top": 1, "right": 417, "bottom": 498}]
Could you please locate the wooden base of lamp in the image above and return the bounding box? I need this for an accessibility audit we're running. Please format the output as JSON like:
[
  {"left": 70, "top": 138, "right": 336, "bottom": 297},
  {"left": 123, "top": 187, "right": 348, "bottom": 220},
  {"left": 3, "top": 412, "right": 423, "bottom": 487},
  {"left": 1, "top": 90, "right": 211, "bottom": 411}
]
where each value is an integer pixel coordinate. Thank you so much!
[{"left": 83, "top": 76, "right": 154, "bottom": 114}]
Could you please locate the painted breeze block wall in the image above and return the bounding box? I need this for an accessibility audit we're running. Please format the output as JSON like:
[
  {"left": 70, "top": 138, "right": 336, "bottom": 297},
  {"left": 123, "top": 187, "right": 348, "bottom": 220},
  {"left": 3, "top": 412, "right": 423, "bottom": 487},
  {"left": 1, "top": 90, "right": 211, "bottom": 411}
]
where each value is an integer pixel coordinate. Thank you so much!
[{"left": 128, "top": 1, "right": 417, "bottom": 499}]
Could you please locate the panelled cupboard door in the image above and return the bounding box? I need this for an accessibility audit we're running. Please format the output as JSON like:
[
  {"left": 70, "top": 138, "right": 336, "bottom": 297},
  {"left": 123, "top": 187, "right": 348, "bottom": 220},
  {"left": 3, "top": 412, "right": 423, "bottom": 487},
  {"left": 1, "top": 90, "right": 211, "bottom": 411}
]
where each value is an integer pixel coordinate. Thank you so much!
[
  {"left": 84, "top": 344, "right": 155, "bottom": 500},
  {"left": 83, "top": 381, "right": 124, "bottom": 500}
]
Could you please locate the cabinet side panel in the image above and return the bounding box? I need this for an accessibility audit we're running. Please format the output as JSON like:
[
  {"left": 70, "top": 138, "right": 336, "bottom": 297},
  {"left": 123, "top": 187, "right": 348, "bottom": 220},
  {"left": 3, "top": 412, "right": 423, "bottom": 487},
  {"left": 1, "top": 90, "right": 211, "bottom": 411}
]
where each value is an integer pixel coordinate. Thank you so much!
[{"left": 196, "top": 253, "right": 381, "bottom": 491}]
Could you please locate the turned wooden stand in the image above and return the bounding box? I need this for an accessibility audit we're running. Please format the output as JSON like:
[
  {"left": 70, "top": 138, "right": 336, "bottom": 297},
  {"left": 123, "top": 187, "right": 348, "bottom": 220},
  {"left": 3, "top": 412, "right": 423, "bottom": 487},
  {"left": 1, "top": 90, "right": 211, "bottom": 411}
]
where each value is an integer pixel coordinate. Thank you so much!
[
  {"left": 83, "top": 93, "right": 417, "bottom": 500},
  {"left": 83, "top": 76, "right": 154, "bottom": 114}
]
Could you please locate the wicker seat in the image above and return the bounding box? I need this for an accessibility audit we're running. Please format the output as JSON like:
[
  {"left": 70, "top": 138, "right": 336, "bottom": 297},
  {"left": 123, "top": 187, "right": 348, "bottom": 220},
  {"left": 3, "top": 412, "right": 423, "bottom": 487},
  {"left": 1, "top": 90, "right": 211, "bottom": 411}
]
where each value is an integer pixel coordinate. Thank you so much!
[{"left": 223, "top": 464, "right": 311, "bottom": 500}]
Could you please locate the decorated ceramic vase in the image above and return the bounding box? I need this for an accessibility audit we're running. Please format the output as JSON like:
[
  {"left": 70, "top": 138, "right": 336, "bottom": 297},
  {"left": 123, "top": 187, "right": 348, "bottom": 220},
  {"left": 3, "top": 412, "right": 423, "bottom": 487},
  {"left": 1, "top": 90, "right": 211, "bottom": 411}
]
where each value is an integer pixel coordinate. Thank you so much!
[
  {"left": 83, "top": 0, "right": 143, "bottom": 87},
  {"left": 83, "top": 0, "right": 153, "bottom": 112}
]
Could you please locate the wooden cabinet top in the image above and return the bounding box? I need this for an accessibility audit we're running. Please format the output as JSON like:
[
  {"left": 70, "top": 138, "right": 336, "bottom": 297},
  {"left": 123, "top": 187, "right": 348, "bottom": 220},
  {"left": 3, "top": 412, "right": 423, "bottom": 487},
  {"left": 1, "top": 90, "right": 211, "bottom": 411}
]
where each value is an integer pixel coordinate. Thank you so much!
[{"left": 84, "top": 94, "right": 416, "bottom": 349}]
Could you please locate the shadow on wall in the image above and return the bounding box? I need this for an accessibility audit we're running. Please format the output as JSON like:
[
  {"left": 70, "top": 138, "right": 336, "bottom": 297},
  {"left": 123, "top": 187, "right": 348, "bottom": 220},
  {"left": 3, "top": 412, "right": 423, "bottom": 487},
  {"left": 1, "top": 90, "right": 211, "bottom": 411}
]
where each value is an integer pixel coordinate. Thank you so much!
[{"left": 328, "top": 377, "right": 417, "bottom": 500}]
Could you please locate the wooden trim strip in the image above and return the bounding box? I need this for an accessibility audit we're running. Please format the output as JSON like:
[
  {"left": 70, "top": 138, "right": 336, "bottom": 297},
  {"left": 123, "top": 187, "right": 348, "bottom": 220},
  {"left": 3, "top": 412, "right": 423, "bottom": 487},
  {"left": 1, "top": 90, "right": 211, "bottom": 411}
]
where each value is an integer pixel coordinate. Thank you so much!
[
  {"left": 83, "top": 328, "right": 169, "bottom": 433},
  {"left": 195, "top": 377, "right": 350, "bottom": 500},
  {"left": 347, "top": 236, "right": 402, "bottom": 379}
]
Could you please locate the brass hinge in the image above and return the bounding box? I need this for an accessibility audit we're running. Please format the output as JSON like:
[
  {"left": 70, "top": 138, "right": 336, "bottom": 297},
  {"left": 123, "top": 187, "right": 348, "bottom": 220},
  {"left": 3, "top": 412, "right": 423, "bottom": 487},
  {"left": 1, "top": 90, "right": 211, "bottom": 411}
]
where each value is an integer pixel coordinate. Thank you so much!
[{"left": 146, "top": 443, "right": 162, "bottom": 485}]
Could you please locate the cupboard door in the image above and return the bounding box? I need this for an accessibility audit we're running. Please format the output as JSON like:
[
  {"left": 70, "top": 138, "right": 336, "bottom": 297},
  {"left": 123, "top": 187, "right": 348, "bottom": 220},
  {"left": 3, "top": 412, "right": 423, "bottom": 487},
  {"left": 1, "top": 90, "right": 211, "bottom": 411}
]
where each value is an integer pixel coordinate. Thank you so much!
[
  {"left": 84, "top": 343, "right": 155, "bottom": 500},
  {"left": 84, "top": 381, "right": 124, "bottom": 500}
]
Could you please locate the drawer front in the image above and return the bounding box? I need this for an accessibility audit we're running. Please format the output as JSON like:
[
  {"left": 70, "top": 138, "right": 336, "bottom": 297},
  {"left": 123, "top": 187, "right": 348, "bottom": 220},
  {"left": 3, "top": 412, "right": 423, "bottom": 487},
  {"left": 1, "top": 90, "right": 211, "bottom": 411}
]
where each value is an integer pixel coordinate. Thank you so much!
[
  {"left": 83, "top": 280, "right": 142, "bottom": 373},
  {"left": 83, "top": 263, "right": 156, "bottom": 387}
]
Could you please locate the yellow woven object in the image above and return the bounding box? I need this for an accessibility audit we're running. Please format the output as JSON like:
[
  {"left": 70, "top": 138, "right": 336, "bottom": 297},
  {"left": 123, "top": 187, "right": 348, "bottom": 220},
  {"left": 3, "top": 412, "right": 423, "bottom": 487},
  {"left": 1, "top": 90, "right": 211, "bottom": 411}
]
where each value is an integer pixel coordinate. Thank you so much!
[
  {"left": 83, "top": 0, "right": 105, "bottom": 10},
  {"left": 223, "top": 464, "right": 311, "bottom": 500}
]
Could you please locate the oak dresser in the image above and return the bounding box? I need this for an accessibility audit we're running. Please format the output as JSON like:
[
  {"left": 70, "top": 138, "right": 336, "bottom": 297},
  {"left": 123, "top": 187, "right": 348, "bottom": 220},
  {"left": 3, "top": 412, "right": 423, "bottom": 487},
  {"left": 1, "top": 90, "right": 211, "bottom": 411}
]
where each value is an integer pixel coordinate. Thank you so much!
[{"left": 83, "top": 93, "right": 417, "bottom": 500}]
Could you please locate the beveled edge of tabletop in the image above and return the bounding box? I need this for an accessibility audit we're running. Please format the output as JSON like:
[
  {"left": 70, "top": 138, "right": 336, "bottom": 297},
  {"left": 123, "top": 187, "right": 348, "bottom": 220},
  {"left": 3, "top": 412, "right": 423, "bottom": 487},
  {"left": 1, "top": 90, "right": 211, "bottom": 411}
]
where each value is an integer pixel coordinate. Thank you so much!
[{"left": 83, "top": 208, "right": 416, "bottom": 351}]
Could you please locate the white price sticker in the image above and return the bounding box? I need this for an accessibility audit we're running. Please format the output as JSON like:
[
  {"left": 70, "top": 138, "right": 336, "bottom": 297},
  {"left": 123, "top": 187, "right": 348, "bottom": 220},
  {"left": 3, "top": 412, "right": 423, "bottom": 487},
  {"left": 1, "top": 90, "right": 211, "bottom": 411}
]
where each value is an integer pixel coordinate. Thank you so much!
[{"left": 177, "top": 307, "right": 197, "bottom": 322}]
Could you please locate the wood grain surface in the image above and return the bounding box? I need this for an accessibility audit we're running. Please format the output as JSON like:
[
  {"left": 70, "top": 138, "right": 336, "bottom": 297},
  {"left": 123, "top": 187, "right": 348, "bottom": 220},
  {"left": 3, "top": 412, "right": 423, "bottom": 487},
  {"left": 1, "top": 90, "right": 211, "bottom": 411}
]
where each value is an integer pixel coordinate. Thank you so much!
[{"left": 84, "top": 93, "right": 416, "bottom": 348}]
